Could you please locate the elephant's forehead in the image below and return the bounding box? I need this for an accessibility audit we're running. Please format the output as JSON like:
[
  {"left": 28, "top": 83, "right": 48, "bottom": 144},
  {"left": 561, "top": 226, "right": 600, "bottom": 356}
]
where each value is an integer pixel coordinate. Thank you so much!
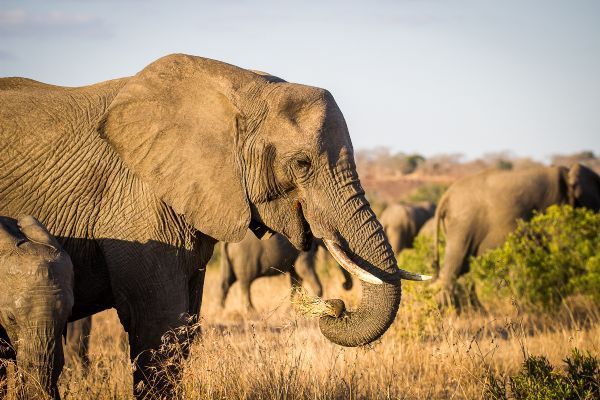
[{"left": 1, "top": 255, "right": 55, "bottom": 275}]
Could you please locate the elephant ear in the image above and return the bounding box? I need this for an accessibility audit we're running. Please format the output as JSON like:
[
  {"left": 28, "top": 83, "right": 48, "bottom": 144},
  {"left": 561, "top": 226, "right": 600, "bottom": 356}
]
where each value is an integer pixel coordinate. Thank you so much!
[
  {"left": 99, "top": 54, "right": 250, "bottom": 242},
  {"left": 568, "top": 163, "right": 600, "bottom": 211}
]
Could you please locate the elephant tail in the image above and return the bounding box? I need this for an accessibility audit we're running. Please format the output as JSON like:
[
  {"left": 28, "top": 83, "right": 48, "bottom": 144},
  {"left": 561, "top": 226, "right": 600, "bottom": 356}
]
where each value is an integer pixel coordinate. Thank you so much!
[{"left": 432, "top": 193, "right": 448, "bottom": 276}]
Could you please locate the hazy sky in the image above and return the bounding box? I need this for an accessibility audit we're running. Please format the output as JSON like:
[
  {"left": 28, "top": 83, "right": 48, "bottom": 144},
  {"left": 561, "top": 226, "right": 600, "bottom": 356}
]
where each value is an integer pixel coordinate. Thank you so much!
[{"left": 1, "top": 0, "right": 598, "bottom": 160}]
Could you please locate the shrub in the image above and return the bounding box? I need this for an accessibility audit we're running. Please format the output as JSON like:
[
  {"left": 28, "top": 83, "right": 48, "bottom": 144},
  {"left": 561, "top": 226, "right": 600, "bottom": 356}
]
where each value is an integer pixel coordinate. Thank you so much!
[
  {"left": 472, "top": 205, "right": 600, "bottom": 311},
  {"left": 496, "top": 159, "right": 514, "bottom": 170},
  {"left": 485, "top": 348, "right": 600, "bottom": 400},
  {"left": 393, "top": 233, "right": 445, "bottom": 338},
  {"left": 408, "top": 183, "right": 448, "bottom": 204}
]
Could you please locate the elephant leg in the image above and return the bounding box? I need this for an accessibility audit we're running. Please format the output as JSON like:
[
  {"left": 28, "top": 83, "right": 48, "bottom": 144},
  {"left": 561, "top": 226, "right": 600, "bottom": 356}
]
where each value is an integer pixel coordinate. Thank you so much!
[
  {"left": 0, "top": 325, "right": 15, "bottom": 398},
  {"left": 289, "top": 267, "right": 304, "bottom": 297},
  {"left": 437, "top": 232, "right": 472, "bottom": 310},
  {"left": 105, "top": 243, "right": 194, "bottom": 399},
  {"left": 294, "top": 259, "right": 323, "bottom": 297},
  {"left": 337, "top": 264, "right": 354, "bottom": 291},
  {"left": 66, "top": 317, "right": 92, "bottom": 368},
  {"left": 218, "top": 252, "right": 236, "bottom": 309},
  {"left": 239, "top": 279, "right": 255, "bottom": 313},
  {"left": 120, "top": 289, "right": 190, "bottom": 399}
]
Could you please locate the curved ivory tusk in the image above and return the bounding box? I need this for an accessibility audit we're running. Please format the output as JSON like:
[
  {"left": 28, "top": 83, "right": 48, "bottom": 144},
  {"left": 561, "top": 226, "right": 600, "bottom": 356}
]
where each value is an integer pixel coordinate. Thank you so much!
[
  {"left": 390, "top": 270, "right": 432, "bottom": 281},
  {"left": 323, "top": 239, "right": 384, "bottom": 285},
  {"left": 323, "top": 239, "right": 433, "bottom": 284}
]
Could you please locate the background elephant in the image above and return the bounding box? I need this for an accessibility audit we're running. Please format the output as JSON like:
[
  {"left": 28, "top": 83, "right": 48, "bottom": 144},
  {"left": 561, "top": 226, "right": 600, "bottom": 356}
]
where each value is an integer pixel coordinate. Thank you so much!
[
  {"left": 0, "top": 216, "right": 74, "bottom": 399},
  {"left": 219, "top": 232, "right": 353, "bottom": 312},
  {"left": 433, "top": 164, "right": 600, "bottom": 308},
  {"left": 380, "top": 202, "right": 436, "bottom": 254},
  {"left": 65, "top": 318, "right": 93, "bottom": 367},
  {"left": 1, "top": 54, "right": 425, "bottom": 396},
  {"left": 416, "top": 216, "right": 436, "bottom": 239}
]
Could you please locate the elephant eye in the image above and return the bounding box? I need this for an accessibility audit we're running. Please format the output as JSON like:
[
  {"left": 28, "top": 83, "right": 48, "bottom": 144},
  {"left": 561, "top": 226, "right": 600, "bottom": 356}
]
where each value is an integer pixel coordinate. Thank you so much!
[{"left": 292, "top": 156, "right": 312, "bottom": 178}]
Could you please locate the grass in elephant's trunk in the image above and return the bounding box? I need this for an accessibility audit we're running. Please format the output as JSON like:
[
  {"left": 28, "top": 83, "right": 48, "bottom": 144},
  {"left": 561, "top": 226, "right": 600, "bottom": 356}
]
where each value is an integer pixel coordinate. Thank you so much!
[
  {"left": 290, "top": 287, "right": 340, "bottom": 318},
  {"left": 43, "top": 260, "right": 600, "bottom": 399}
]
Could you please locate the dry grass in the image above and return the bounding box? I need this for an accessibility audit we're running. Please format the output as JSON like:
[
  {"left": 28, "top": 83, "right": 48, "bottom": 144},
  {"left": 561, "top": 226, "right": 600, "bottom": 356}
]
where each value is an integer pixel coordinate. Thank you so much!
[{"left": 3, "top": 259, "right": 598, "bottom": 399}]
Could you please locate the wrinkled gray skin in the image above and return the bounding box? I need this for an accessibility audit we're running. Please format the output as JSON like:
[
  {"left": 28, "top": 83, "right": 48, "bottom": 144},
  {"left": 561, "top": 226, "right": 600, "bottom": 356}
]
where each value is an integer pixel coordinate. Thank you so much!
[
  {"left": 380, "top": 202, "right": 436, "bottom": 254},
  {"left": 219, "top": 232, "right": 353, "bottom": 311},
  {"left": 0, "top": 216, "right": 74, "bottom": 399},
  {"left": 433, "top": 164, "right": 600, "bottom": 309},
  {"left": 0, "top": 54, "right": 406, "bottom": 396}
]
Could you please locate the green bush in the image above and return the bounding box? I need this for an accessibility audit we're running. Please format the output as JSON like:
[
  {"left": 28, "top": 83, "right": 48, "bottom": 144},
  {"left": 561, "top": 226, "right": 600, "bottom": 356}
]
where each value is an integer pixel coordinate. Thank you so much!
[
  {"left": 394, "top": 234, "right": 443, "bottom": 337},
  {"left": 485, "top": 348, "right": 600, "bottom": 400},
  {"left": 397, "top": 232, "right": 443, "bottom": 277},
  {"left": 472, "top": 205, "right": 600, "bottom": 311},
  {"left": 408, "top": 183, "right": 448, "bottom": 204}
]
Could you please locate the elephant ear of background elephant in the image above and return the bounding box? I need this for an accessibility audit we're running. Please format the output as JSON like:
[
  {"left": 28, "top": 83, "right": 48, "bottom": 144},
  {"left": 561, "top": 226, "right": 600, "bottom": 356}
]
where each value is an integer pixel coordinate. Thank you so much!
[
  {"left": 568, "top": 164, "right": 600, "bottom": 211},
  {"left": 100, "top": 54, "right": 250, "bottom": 242}
]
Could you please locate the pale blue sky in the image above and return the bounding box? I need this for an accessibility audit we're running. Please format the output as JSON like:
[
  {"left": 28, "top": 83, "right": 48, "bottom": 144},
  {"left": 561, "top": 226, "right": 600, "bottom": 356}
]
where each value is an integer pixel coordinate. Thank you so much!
[{"left": 1, "top": 0, "right": 598, "bottom": 160}]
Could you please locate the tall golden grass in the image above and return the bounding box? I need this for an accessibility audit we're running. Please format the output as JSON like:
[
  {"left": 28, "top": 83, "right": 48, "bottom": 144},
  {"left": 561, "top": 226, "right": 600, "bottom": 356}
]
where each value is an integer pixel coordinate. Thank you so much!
[{"left": 3, "top": 257, "right": 599, "bottom": 399}]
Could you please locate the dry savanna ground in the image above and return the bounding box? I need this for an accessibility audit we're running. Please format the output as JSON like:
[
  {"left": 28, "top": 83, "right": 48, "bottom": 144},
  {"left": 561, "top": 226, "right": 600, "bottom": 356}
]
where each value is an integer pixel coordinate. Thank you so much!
[{"left": 3, "top": 250, "right": 596, "bottom": 400}]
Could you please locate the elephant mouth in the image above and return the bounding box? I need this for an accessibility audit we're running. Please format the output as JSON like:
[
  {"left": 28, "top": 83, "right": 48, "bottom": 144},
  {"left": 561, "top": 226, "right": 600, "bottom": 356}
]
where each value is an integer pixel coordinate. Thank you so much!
[
  {"left": 296, "top": 203, "right": 314, "bottom": 251},
  {"left": 249, "top": 202, "right": 314, "bottom": 251}
]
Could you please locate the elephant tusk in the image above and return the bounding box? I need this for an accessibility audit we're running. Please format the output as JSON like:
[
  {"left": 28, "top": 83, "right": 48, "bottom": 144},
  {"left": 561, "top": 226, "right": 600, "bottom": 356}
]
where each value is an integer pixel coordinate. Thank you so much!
[
  {"left": 323, "top": 239, "right": 384, "bottom": 285},
  {"left": 389, "top": 269, "right": 432, "bottom": 282},
  {"left": 323, "top": 239, "right": 432, "bottom": 284}
]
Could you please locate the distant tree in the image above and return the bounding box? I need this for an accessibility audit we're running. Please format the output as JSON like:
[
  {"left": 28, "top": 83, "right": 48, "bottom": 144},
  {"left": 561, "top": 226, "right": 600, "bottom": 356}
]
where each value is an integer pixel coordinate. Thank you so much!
[
  {"left": 417, "top": 153, "right": 464, "bottom": 175},
  {"left": 496, "top": 159, "right": 514, "bottom": 170},
  {"left": 389, "top": 153, "right": 425, "bottom": 174},
  {"left": 551, "top": 151, "right": 596, "bottom": 167}
]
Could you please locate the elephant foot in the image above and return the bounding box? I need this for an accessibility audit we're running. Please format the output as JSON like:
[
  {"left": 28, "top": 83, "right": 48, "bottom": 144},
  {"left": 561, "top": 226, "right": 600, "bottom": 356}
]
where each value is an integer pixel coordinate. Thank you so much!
[{"left": 243, "top": 306, "right": 260, "bottom": 321}]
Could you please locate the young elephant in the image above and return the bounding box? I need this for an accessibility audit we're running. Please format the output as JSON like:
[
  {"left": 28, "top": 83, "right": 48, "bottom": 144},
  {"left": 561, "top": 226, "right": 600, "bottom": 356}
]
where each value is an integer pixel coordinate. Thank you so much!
[
  {"left": 0, "top": 215, "right": 74, "bottom": 399},
  {"left": 219, "top": 231, "right": 353, "bottom": 311},
  {"left": 380, "top": 202, "right": 436, "bottom": 254},
  {"left": 65, "top": 317, "right": 92, "bottom": 367},
  {"left": 416, "top": 217, "right": 436, "bottom": 239},
  {"left": 433, "top": 164, "right": 600, "bottom": 309}
]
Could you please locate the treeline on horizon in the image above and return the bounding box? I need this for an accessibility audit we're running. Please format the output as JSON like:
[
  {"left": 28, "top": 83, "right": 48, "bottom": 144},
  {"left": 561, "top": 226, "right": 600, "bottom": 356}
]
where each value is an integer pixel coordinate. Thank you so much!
[{"left": 356, "top": 149, "right": 600, "bottom": 178}]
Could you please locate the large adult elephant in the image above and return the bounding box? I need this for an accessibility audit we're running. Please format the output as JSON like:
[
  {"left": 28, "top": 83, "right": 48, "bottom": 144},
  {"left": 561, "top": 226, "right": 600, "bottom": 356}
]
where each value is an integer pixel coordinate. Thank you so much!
[
  {"left": 380, "top": 202, "right": 436, "bottom": 254},
  {"left": 433, "top": 164, "right": 600, "bottom": 308},
  {"left": 0, "top": 54, "right": 427, "bottom": 395}
]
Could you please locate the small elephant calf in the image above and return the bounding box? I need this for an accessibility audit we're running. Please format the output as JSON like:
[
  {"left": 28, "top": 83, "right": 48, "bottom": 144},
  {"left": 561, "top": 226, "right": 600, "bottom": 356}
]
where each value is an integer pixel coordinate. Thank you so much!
[{"left": 0, "top": 215, "right": 74, "bottom": 399}]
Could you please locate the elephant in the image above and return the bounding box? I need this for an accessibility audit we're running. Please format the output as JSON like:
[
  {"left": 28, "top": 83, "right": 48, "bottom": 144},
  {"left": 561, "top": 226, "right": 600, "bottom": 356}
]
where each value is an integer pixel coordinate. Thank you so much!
[
  {"left": 416, "top": 216, "right": 436, "bottom": 239},
  {"left": 380, "top": 202, "right": 436, "bottom": 254},
  {"left": 0, "top": 215, "right": 74, "bottom": 399},
  {"left": 219, "top": 231, "right": 353, "bottom": 312},
  {"left": 432, "top": 164, "right": 600, "bottom": 309},
  {"left": 64, "top": 317, "right": 93, "bottom": 367},
  {"left": 0, "top": 54, "right": 428, "bottom": 396}
]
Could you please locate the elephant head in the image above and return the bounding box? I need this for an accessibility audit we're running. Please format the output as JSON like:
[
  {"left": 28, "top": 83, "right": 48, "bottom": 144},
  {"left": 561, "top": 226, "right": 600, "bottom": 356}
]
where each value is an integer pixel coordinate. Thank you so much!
[
  {"left": 567, "top": 164, "right": 600, "bottom": 211},
  {"left": 0, "top": 215, "right": 74, "bottom": 398},
  {"left": 100, "top": 54, "right": 428, "bottom": 347}
]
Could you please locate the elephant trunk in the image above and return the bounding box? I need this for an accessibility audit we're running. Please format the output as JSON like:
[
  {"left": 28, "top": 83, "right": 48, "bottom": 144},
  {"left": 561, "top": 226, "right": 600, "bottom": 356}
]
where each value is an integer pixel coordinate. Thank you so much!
[
  {"left": 315, "top": 185, "right": 404, "bottom": 347},
  {"left": 16, "top": 324, "right": 64, "bottom": 399}
]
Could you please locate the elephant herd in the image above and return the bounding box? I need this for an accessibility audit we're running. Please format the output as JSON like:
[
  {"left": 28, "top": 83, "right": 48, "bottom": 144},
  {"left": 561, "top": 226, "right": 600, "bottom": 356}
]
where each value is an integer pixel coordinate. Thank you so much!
[{"left": 0, "top": 53, "right": 598, "bottom": 399}]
